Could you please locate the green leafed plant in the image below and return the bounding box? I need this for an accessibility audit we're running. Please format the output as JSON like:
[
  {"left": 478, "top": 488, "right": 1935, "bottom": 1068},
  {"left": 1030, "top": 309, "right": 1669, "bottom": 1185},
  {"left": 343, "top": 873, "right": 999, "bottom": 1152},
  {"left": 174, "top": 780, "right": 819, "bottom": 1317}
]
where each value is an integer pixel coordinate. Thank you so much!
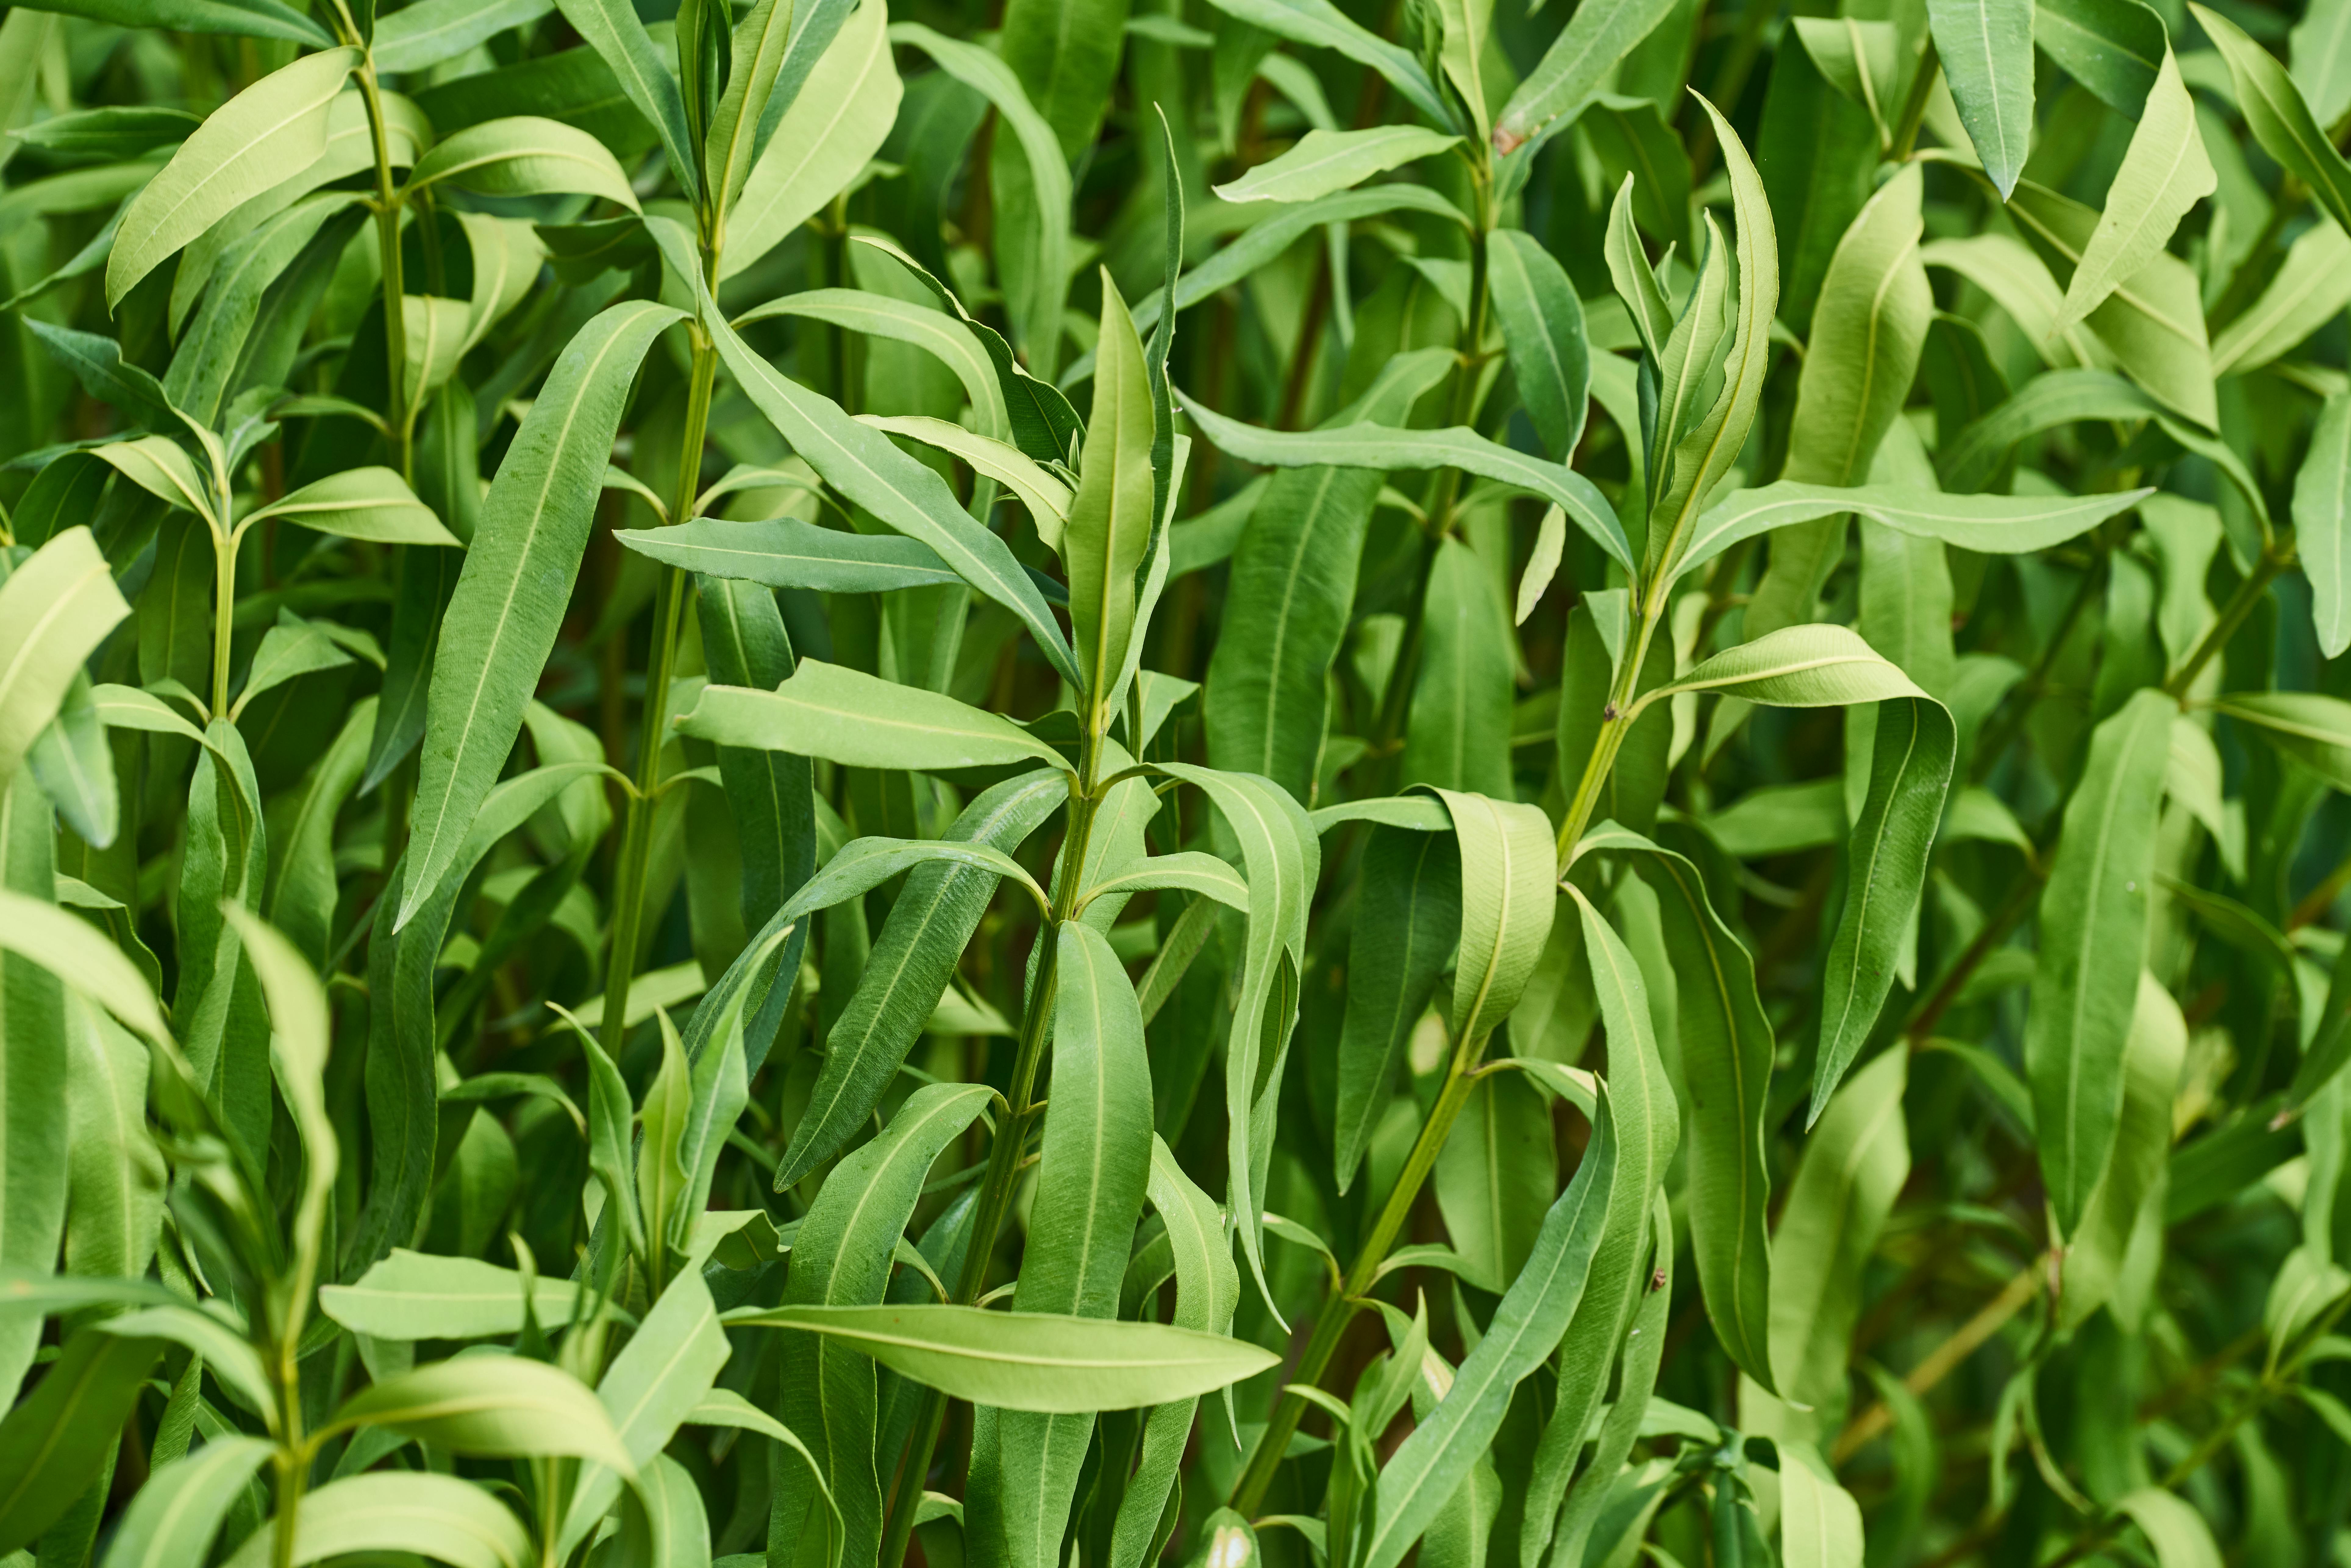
[{"left": 5, "top": 0, "right": 2351, "bottom": 1563}]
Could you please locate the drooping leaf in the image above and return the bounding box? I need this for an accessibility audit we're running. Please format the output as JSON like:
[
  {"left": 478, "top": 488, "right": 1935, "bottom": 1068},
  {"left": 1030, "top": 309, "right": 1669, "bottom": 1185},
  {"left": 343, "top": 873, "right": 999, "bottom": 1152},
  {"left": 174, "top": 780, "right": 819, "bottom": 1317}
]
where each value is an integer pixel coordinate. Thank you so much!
[
  {"left": 398, "top": 299, "right": 684, "bottom": 927},
  {"left": 2028, "top": 687, "right": 2174, "bottom": 1234},
  {"left": 105, "top": 47, "right": 361, "bottom": 306},
  {"left": 1928, "top": 0, "right": 2035, "bottom": 198}
]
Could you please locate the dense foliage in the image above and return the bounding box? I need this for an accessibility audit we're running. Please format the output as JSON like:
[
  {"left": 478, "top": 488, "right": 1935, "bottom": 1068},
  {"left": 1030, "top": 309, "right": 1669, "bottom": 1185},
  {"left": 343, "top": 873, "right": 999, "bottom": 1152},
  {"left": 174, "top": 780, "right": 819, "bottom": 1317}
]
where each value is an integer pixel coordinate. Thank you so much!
[{"left": 7, "top": 0, "right": 2351, "bottom": 1561}]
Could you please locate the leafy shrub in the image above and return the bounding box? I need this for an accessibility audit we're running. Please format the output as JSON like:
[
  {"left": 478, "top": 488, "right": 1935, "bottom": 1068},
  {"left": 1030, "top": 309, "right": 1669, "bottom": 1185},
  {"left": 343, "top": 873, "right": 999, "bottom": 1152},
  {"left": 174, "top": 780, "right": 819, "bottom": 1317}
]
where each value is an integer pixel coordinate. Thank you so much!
[{"left": 2, "top": 0, "right": 2350, "bottom": 1563}]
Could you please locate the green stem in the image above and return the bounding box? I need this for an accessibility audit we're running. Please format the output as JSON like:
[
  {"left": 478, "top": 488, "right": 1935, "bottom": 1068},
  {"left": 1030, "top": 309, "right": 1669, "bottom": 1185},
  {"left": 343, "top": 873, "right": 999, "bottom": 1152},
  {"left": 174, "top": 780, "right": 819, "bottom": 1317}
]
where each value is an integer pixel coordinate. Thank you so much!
[
  {"left": 2164, "top": 544, "right": 2290, "bottom": 700},
  {"left": 269, "top": 1338, "right": 307, "bottom": 1568},
  {"left": 211, "top": 521, "right": 238, "bottom": 721},
  {"left": 2207, "top": 178, "right": 2303, "bottom": 334},
  {"left": 354, "top": 63, "right": 410, "bottom": 482},
  {"left": 1228, "top": 1025, "right": 1486, "bottom": 1517},
  {"left": 598, "top": 325, "right": 721, "bottom": 1054},
  {"left": 877, "top": 760, "right": 1107, "bottom": 1568},
  {"left": 1373, "top": 203, "right": 1495, "bottom": 772},
  {"left": 1889, "top": 38, "right": 1940, "bottom": 162},
  {"left": 1970, "top": 555, "right": 2103, "bottom": 780},
  {"left": 1555, "top": 594, "right": 1669, "bottom": 861},
  {"left": 1420, "top": 190, "right": 1496, "bottom": 538}
]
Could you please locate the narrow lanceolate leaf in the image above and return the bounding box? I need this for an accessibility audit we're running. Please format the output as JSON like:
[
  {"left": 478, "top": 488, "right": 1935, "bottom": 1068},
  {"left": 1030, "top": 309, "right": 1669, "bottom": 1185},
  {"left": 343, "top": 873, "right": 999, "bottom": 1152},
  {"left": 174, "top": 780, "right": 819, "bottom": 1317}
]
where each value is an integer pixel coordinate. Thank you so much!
[
  {"left": 1770, "top": 1046, "right": 1909, "bottom": 1404},
  {"left": 1783, "top": 164, "right": 1931, "bottom": 489},
  {"left": 1176, "top": 390, "right": 1634, "bottom": 571},
  {"left": 1432, "top": 789, "right": 1557, "bottom": 1046},
  {"left": 219, "top": 1472, "right": 536, "bottom": 1568},
  {"left": 2212, "top": 219, "right": 2351, "bottom": 379},
  {"left": 221, "top": 908, "right": 335, "bottom": 1306},
  {"left": 1647, "top": 99, "right": 1778, "bottom": 573},
  {"left": 373, "top": 0, "right": 553, "bottom": 70},
  {"left": 331, "top": 1357, "right": 634, "bottom": 1471},
  {"left": 2214, "top": 692, "right": 2351, "bottom": 793},
  {"left": 2027, "top": 687, "right": 2173, "bottom": 1235},
  {"left": 1753, "top": 162, "right": 1929, "bottom": 632},
  {"left": 2053, "top": 52, "right": 2215, "bottom": 335},
  {"left": 404, "top": 115, "right": 642, "bottom": 209},
  {"left": 2034, "top": 0, "right": 2164, "bottom": 112},
  {"left": 553, "top": 0, "right": 699, "bottom": 201},
  {"left": 105, "top": 46, "right": 361, "bottom": 306},
  {"left": 859, "top": 417, "right": 1071, "bottom": 530},
  {"left": 1927, "top": 0, "right": 2034, "bottom": 198},
  {"left": 1156, "top": 764, "right": 1318, "bottom": 1310},
  {"left": 1492, "top": 0, "right": 1679, "bottom": 152},
  {"left": 2193, "top": 5, "right": 2351, "bottom": 239},
  {"left": 1548, "top": 886, "right": 1682, "bottom": 1465},
  {"left": 1067, "top": 276, "right": 1158, "bottom": 714},
  {"left": 0, "top": 528, "right": 131, "bottom": 786},
  {"left": 999, "top": 922, "right": 1155, "bottom": 1568},
  {"left": 1487, "top": 229, "right": 1589, "bottom": 463},
  {"left": 101, "top": 1436, "right": 275, "bottom": 1568},
  {"left": 2299, "top": 394, "right": 2351, "bottom": 659},
  {"left": 0, "top": 777, "right": 69, "bottom": 1417},
  {"left": 1651, "top": 625, "right": 1926, "bottom": 708},
  {"left": 1334, "top": 826, "right": 1462, "bottom": 1192},
  {"left": 2114, "top": 1491, "right": 2225, "bottom": 1568},
  {"left": 1675, "top": 483, "right": 2153, "bottom": 580},
  {"left": 1403, "top": 538, "right": 1516, "bottom": 797},
  {"left": 722, "top": 0, "right": 901, "bottom": 277},
  {"left": 1361, "top": 1109, "right": 1617, "bottom": 1568},
  {"left": 1213, "top": 126, "right": 1462, "bottom": 203},
  {"left": 737, "top": 290, "right": 1006, "bottom": 441},
  {"left": 771, "top": 1085, "right": 994, "bottom": 1567},
  {"left": 1195, "top": 0, "right": 1453, "bottom": 130},
  {"left": 1812, "top": 695, "right": 1956, "bottom": 1113},
  {"left": 1106, "top": 1143, "right": 1237, "bottom": 1568},
  {"left": 727, "top": 1305, "right": 1280, "bottom": 1411},
  {"left": 699, "top": 298, "right": 1082, "bottom": 686},
  {"left": 244, "top": 467, "right": 462, "bottom": 547},
  {"left": 704, "top": 0, "right": 797, "bottom": 211},
  {"left": 775, "top": 771, "right": 1065, "bottom": 1187},
  {"left": 557, "top": 1270, "right": 731, "bottom": 1556},
  {"left": 620, "top": 517, "right": 966, "bottom": 594},
  {"left": 0, "top": 887, "right": 169, "bottom": 1046},
  {"left": 0, "top": 1330, "right": 159, "bottom": 1553},
  {"left": 887, "top": 23, "right": 1072, "bottom": 374},
  {"left": 2059, "top": 971, "right": 2185, "bottom": 1328},
  {"left": 677, "top": 660, "right": 1068, "bottom": 772},
  {"left": 1202, "top": 350, "right": 1452, "bottom": 802},
  {"left": 319, "top": 1249, "right": 597, "bottom": 1339},
  {"left": 1582, "top": 825, "right": 1777, "bottom": 1392},
  {"left": 60, "top": 999, "right": 164, "bottom": 1293},
  {"left": 1778, "top": 1446, "right": 1867, "bottom": 1568},
  {"left": 397, "top": 299, "right": 683, "bottom": 928}
]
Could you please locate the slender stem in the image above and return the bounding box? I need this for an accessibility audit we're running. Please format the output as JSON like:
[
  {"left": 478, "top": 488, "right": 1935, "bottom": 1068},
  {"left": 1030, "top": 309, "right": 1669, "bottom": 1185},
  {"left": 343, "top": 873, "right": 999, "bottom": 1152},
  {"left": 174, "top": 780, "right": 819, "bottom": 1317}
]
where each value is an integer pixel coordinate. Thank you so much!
[
  {"left": 2287, "top": 846, "right": 2351, "bottom": 932},
  {"left": 2165, "top": 545, "right": 2290, "bottom": 699},
  {"left": 1228, "top": 1027, "right": 1486, "bottom": 1516},
  {"left": 879, "top": 766, "right": 1107, "bottom": 1568},
  {"left": 1419, "top": 190, "right": 1496, "bottom": 540},
  {"left": 1368, "top": 533, "right": 1438, "bottom": 757},
  {"left": 598, "top": 328, "right": 720, "bottom": 1052},
  {"left": 1970, "top": 557, "right": 2103, "bottom": 780},
  {"left": 354, "top": 63, "right": 410, "bottom": 482},
  {"left": 269, "top": 1331, "right": 307, "bottom": 1568},
  {"left": 211, "top": 520, "right": 240, "bottom": 720},
  {"left": 2207, "top": 178, "right": 2304, "bottom": 333},
  {"left": 1555, "top": 594, "right": 1669, "bottom": 860},
  {"left": 1371, "top": 200, "right": 1495, "bottom": 772},
  {"left": 1889, "top": 38, "right": 1940, "bottom": 162},
  {"left": 1275, "top": 256, "right": 1332, "bottom": 432},
  {"left": 1899, "top": 868, "right": 2042, "bottom": 1043},
  {"left": 1831, "top": 1256, "right": 2046, "bottom": 1462}
]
